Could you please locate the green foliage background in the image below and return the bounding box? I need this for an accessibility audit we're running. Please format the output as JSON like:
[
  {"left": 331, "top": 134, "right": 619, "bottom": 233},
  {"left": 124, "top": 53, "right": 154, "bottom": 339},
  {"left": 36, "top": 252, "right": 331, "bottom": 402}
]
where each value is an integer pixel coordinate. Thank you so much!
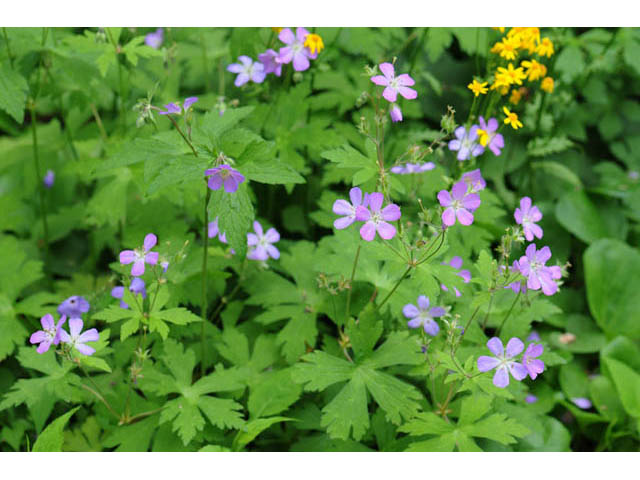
[{"left": 0, "top": 27, "right": 639, "bottom": 452}]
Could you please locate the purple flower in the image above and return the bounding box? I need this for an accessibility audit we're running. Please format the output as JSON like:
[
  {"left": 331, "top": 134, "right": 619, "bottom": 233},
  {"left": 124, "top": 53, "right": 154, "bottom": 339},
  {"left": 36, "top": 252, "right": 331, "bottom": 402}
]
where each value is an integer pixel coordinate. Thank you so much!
[
  {"left": 477, "top": 337, "right": 528, "bottom": 388},
  {"left": 119, "top": 233, "right": 159, "bottom": 277},
  {"left": 403, "top": 295, "right": 446, "bottom": 336},
  {"left": 389, "top": 103, "right": 403, "bottom": 122},
  {"left": 59, "top": 318, "right": 99, "bottom": 356},
  {"left": 448, "top": 126, "right": 484, "bottom": 161},
  {"left": 144, "top": 28, "right": 164, "bottom": 49},
  {"left": 440, "top": 256, "right": 472, "bottom": 297},
  {"left": 158, "top": 97, "right": 198, "bottom": 115},
  {"left": 227, "top": 56, "right": 266, "bottom": 86},
  {"left": 30, "top": 314, "right": 66, "bottom": 354},
  {"left": 57, "top": 296, "right": 90, "bottom": 318},
  {"left": 370, "top": 62, "right": 417, "bottom": 103},
  {"left": 205, "top": 165, "right": 245, "bottom": 193},
  {"left": 247, "top": 221, "right": 280, "bottom": 261},
  {"left": 514, "top": 197, "right": 543, "bottom": 242},
  {"left": 111, "top": 278, "right": 147, "bottom": 309},
  {"left": 277, "top": 28, "right": 317, "bottom": 72},
  {"left": 390, "top": 162, "right": 435, "bottom": 175},
  {"left": 518, "top": 244, "right": 562, "bottom": 296},
  {"left": 477, "top": 116, "right": 505, "bottom": 156},
  {"left": 258, "top": 49, "right": 282, "bottom": 77},
  {"left": 208, "top": 216, "right": 228, "bottom": 244},
  {"left": 460, "top": 169, "right": 486, "bottom": 193},
  {"left": 332, "top": 187, "right": 369, "bottom": 230},
  {"left": 523, "top": 343, "right": 544, "bottom": 379},
  {"left": 525, "top": 394, "right": 538, "bottom": 404},
  {"left": 355, "top": 192, "right": 401, "bottom": 241},
  {"left": 43, "top": 169, "right": 55, "bottom": 188},
  {"left": 506, "top": 260, "right": 528, "bottom": 294},
  {"left": 437, "top": 181, "right": 481, "bottom": 227},
  {"left": 571, "top": 397, "right": 592, "bottom": 409},
  {"left": 161, "top": 261, "right": 169, "bottom": 273}
]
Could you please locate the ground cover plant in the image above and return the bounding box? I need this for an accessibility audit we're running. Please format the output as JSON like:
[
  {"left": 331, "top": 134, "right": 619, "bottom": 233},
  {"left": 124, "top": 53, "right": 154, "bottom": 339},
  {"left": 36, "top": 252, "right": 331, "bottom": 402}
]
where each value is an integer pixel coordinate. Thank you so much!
[{"left": 1, "top": 26, "right": 639, "bottom": 452}]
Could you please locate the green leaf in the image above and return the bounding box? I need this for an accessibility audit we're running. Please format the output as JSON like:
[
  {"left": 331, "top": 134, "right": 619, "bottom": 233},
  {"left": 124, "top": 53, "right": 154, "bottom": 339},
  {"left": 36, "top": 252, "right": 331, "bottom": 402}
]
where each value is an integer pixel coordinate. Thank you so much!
[
  {"left": 0, "top": 65, "right": 29, "bottom": 123},
  {"left": 209, "top": 182, "right": 254, "bottom": 258},
  {"left": 321, "top": 143, "right": 377, "bottom": 186},
  {"left": 527, "top": 136, "right": 574, "bottom": 157},
  {"left": 462, "top": 413, "right": 530, "bottom": 445},
  {"left": 241, "top": 159, "right": 305, "bottom": 185},
  {"left": 248, "top": 368, "right": 302, "bottom": 418},
  {"left": 602, "top": 357, "right": 640, "bottom": 418},
  {"left": 531, "top": 161, "right": 583, "bottom": 189},
  {"left": 555, "top": 190, "right": 608, "bottom": 243},
  {"left": 33, "top": 407, "right": 80, "bottom": 452},
  {"left": 321, "top": 373, "right": 369, "bottom": 440},
  {"left": 154, "top": 307, "right": 202, "bottom": 325},
  {"left": 584, "top": 239, "right": 640, "bottom": 339},
  {"left": 196, "top": 107, "right": 255, "bottom": 150},
  {"left": 232, "top": 416, "right": 291, "bottom": 451}
]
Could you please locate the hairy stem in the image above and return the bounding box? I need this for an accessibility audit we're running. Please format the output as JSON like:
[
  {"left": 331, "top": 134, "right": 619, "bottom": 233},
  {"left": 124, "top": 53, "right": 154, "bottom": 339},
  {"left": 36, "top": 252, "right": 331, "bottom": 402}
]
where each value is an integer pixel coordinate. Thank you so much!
[
  {"left": 496, "top": 292, "right": 521, "bottom": 336},
  {"left": 375, "top": 266, "right": 412, "bottom": 313},
  {"left": 200, "top": 187, "right": 211, "bottom": 377},
  {"left": 345, "top": 245, "right": 361, "bottom": 319}
]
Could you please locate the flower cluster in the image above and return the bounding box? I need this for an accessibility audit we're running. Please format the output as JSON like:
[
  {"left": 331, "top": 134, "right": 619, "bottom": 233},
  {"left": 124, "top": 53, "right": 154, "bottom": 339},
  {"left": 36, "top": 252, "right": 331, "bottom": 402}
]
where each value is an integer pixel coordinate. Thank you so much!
[
  {"left": 332, "top": 188, "right": 401, "bottom": 242},
  {"left": 477, "top": 336, "right": 544, "bottom": 388},
  {"left": 370, "top": 62, "right": 417, "bottom": 123},
  {"left": 448, "top": 117, "right": 503, "bottom": 160},
  {"left": 228, "top": 28, "right": 323, "bottom": 86}
]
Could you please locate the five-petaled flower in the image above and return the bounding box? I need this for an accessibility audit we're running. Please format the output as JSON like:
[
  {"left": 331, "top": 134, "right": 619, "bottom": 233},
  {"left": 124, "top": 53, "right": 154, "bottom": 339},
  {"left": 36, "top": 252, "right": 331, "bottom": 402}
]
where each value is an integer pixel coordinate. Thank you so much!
[
  {"left": 247, "top": 221, "right": 280, "bottom": 261},
  {"left": 355, "top": 192, "right": 401, "bottom": 241},
  {"left": 403, "top": 296, "right": 446, "bottom": 336},
  {"left": 370, "top": 62, "right": 417, "bottom": 103},
  {"left": 518, "top": 244, "right": 562, "bottom": 296},
  {"left": 158, "top": 97, "right": 198, "bottom": 115},
  {"left": 476, "top": 117, "right": 505, "bottom": 156},
  {"left": 227, "top": 56, "right": 266, "bottom": 86},
  {"left": 205, "top": 165, "right": 245, "bottom": 193},
  {"left": 437, "top": 181, "right": 481, "bottom": 227},
  {"left": 59, "top": 318, "right": 100, "bottom": 356},
  {"left": 332, "top": 187, "right": 368, "bottom": 230},
  {"left": 119, "top": 233, "right": 160, "bottom": 277},
  {"left": 503, "top": 107, "right": 523, "bottom": 130},
  {"left": 467, "top": 79, "right": 488, "bottom": 97},
  {"left": 111, "top": 278, "right": 147, "bottom": 309},
  {"left": 515, "top": 196, "right": 543, "bottom": 241},
  {"left": 477, "top": 337, "right": 528, "bottom": 388},
  {"left": 448, "top": 126, "right": 484, "bottom": 161},
  {"left": 523, "top": 343, "right": 544, "bottom": 379},
  {"left": 277, "top": 28, "right": 317, "bottom": 72},
  {"left": 30, "top": 314, "right": 66, "bottom": 354},
  {"left": 461, "top": 169, "right": 486, "bottom": 194},
  {"left": 57, "top": 296, "right": 90, "bottom": 318}
]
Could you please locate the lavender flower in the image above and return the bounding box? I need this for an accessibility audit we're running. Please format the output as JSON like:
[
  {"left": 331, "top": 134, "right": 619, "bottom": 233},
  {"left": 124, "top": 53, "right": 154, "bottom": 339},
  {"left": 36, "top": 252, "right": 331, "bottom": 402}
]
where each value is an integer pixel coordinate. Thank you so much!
[
  {"left": 158, "top": 97, "right": 198, "bottom": 115},
  {"left": 119, "top": 233, "right": 159, "bottom": 277},
  {"left": 258, "top": 49, "right": 282, "bottom": 77},
  {"left": 403, "top": 295, "right": 446, "bottom": 336},
  {"left": 571, "top": 397, "right": 592, "bottom": 409},
  {"left": 437, "top": 181, "right": 481, "bottom": 227},
  {"left": 370, "top": 62, "right": 417, "bottom": 103},
  {"left": 460, "top": 169, "right": 486, "bottom": 193},
  {"left": 448, "top": 126, "right": 484, "bottom": 161},
  {"left": 161, "top": 261, "right": 169, "bottom": 272},
  {"left": 43, "top": 170, "right": 55, "bottom": 188},
  {"left": 477, "top": 337, "right": 528, "bottom": 388},
  {"left": 390, "top": 162, "right": 435, "bottom": 174},
  {"left": 332, "top": 187, "right": 368, "bottom": 230},
  {"left": 111, "top": 278, "right": 147, "bottom": 309},
  {"left": 525, "top": 394, "right": 538, "bottom": 404},
  {"left": 523, "top": 343, "right": 544, "bottom": 379},
  {"left": 477, "top": 116, "right": 505, "bottom": 156},
  {"left": 518, "top": 244, "right": 562, "bottom": 296},
  {"left": 506, "top": 260, "right": 528, "bottom": 294},
  {"left": 205, "top": 165, "right": 245, "bottom": 193},
  {"left": 30, "top": 314, "right": 66, "bottom": 354},
  {"left": 527, "top": 331, "right": 541, "bottom": 342},
  {"left": 355, "top": 192, "right": 401, "bottom": 241},
  {"left": 440, "top": 256, "right": 472, "bottom": 297},
  {"left": 389, "top": 104, "right": 403, "bottom": 122},
  {"left": 277, "top": 28, "right": 317, "bottom": 72},
  {"left": 59, "top": 318, "right": 99, "bottom": 356},
  {"left": 247, "top": 221, "right": 280, "bottom": 261},
  {"left": 514, "top": 197, "right": 543, "bottom": 242},
  {"left": 57, "top": 296, "right": 90, "bottom": 318},
  {"left": 227, "top": 56, "right": 266, "bottom": 86},
  {"left": 144, "top": 28, "right": 164, "bottom": 49},
  {"left": 208, "top": 216, "right": 228, "bottom": 244}
]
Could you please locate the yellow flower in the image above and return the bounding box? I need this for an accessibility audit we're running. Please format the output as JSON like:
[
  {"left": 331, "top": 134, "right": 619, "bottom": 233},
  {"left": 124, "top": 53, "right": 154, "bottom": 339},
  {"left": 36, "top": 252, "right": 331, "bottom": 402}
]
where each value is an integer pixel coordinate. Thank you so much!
[
  {"left": 304, "top": 33, "right": 325, "bottom": 55},
  {"left": 496, "top": 63, "right": 527, "bottom": 86},
  {"left": 537, "top": 37, "right": 554, "bottom": 58},
  {"left": 541, "top": 76, "right": 554, "bottom": 93},
  {"left": 521, "top": 59, "right": 547, "bottom": 81},
  {"left": 467, "top": 79, "right": 488, "bottom": 97},
  {"left": 477, "top": 129, "right": 489, "bottom": 147},
  {"left": 503, "top": 106, "right": 523, "bottom": 130},
  {"left": 493, "top": 36, "right": 520, "bottom": 60},
  {"left": 272, "top": 27, "right": 283, "bottom": 33},
  {"left": 509, "top": 88, "right": 522, "bottom": 105}
]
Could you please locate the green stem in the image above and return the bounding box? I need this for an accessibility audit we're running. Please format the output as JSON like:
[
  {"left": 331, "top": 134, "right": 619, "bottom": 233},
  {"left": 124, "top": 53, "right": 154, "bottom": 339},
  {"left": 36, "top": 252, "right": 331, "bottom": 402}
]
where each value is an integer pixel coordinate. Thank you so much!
[
  {"left": 2, "top": 27, "right": 15, "bottom": 68},
  {"left": 480, "top": 292, "right": 494, "bottom": 330},
  {"left": 200, "top": 187, "right": 211, "bottom": 377},
  {"left": 496, "top": 292, "right": 520, "bottom": 336},
  {"left": 167, "top": 115, "right": 198, "bottom": 156},
  {"left": 416, "top": 229, "right": 446, "bottom": 266},
  {"left": 375, "top": 266, "right": 412, "bottom": 312},
  {"left": 345, "top": 244, "right": 361, "bottom": 319},
  {"left": 455, "top": 305, "right": 481, "bottom": 352}
]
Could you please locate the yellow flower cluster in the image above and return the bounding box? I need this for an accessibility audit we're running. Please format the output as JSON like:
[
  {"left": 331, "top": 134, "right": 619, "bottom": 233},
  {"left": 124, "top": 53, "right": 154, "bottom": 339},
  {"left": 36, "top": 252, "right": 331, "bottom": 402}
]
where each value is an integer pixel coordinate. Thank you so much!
[{"left": 491, "top": 27, "right": 551, "bottom": 60}]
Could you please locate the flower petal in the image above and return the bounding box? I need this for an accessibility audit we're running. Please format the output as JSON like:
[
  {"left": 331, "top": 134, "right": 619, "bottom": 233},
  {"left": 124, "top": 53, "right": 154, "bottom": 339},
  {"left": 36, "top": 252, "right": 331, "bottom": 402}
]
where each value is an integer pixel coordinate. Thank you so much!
[
  {"left": 376, "top": 221, "right": 396, "bottom": 240},
  {"left": 333, "top": 199, "right": 354, "bottom": 216},
  {"left": 131, "top": 259, "right": 146, "bottom": 276},
  {"left": 417, "top": 295, "right": 429, "bottom": 310},
  {"left": 69, "top": 317, "right": 83, "bottom": 337},
  {"left": 119, "top": 250, "right": 136, "bottom": 265},
  {"left": 423, "top": 320, "right": 439, "bottom": 336},
  {"left": 477, "top": 356, "right": 501, "bottom": 372},
  {"left": 359, "top": 222, "right": 376, "bottom": 242},
  {"left": 493, "top": 366, "right": 510, "bottom": 388},
  {"left": 402, "top": 304, "right": 420, "bottom": 318},
  {"left": 487, "top": 337, "right": 504, "bottom": 357},
  {"left": 505, "top": 337, "right": 525, "bottom": 357}
]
